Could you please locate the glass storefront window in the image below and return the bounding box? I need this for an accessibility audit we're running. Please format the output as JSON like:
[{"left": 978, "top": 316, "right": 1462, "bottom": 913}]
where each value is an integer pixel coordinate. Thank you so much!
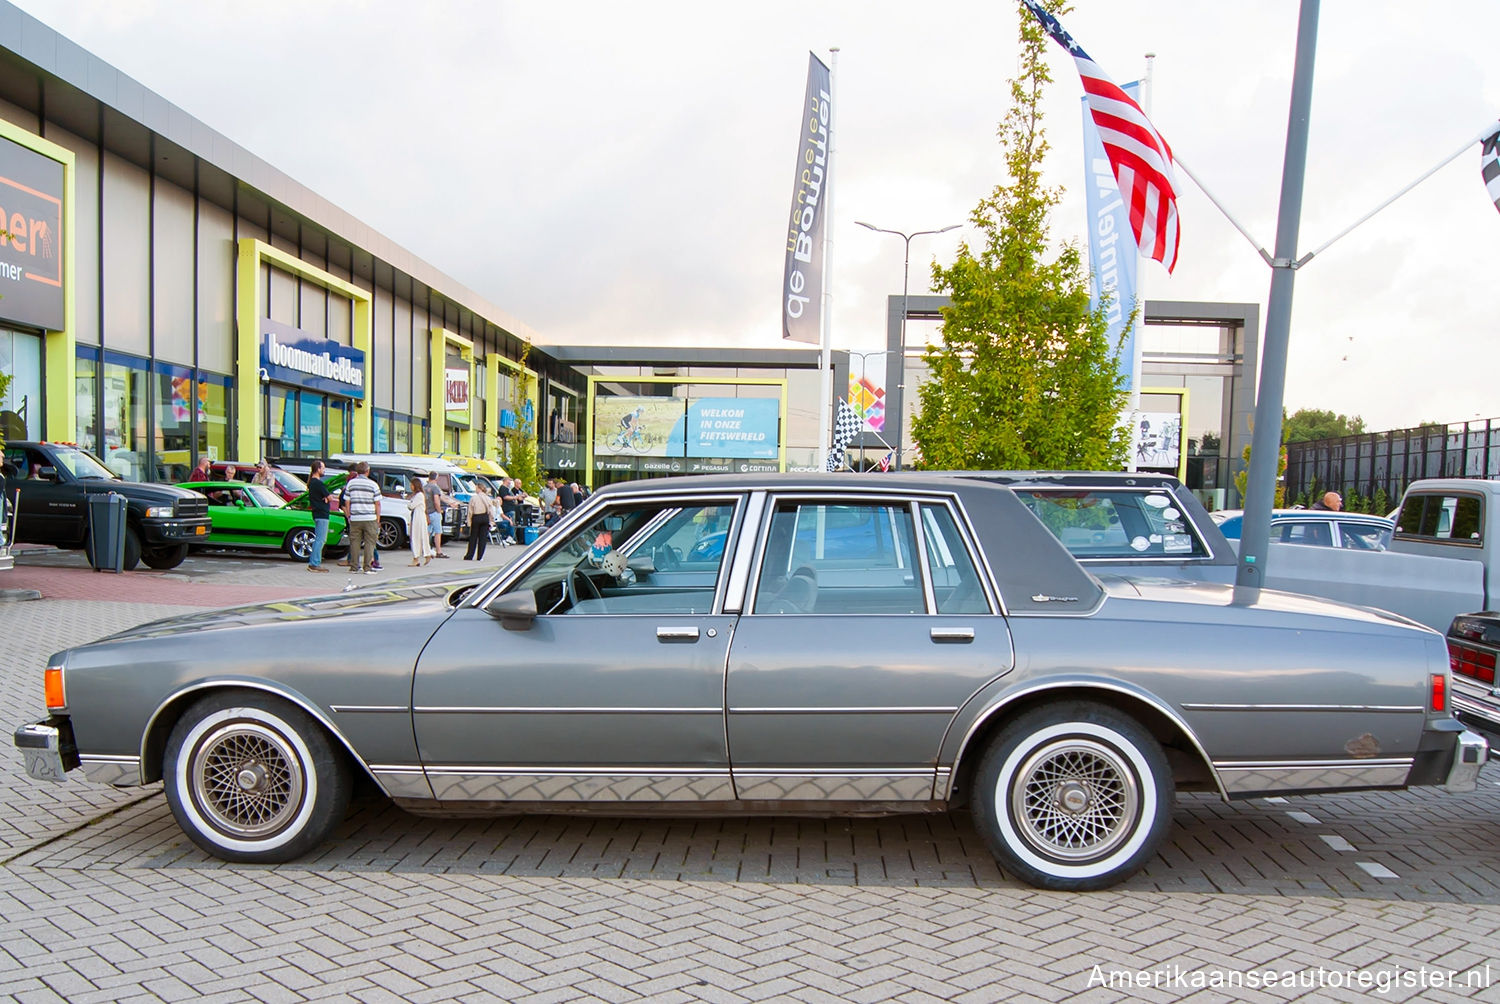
[
  {"left": 0, "top": 328, "right": 42, "bottom": 442},
  {"left": 153, "top": 362, "right": 195, "bottom": 481},
  {"left": 394, "top": 417, "right": 411, "bottom": 453},
  {"left": 374, "top": 410, "right": 391, "bottom": 452},
  {"left": 75, "top": 349, "right": 97, "bottom": 451},
  {"left": 102, "top": 352, "right": 150, "bottom": 480},
  {"left": 268, "top": 386, "right": 292, "bottom": 456},
  {"left": 299, "top": 393, "right": 324, "bottom": 454},
  {"left": 197, "top": 373, "right": 232, "bottom": 464},
  {"left": 329, "top": 400, "right": 348, "bottom": 454}
]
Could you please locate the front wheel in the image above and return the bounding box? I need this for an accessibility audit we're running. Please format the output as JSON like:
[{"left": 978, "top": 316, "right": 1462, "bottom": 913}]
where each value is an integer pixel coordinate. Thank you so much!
[
  {"left": 163, "top": 692, "right": 352, "bottom": 862},
  {"left": 141, "top": 542, "right": 190, "bottom": 569},
  {"left": 284, "top": 526, "right": 316, "bottom": 562},
  {"left": 971, "top": 702, "right": 1172, "bottom": 891}
]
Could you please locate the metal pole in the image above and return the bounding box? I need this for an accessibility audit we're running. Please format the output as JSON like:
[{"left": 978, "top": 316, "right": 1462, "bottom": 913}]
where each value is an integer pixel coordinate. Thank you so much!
[
  {"left": 815, "top": 47, "right": 839, "bottom": 470},
  {"left": 1236, "top": 0, "right": 1319, "bottom": 590},
  {"left": 896, "top": 233, "right": 912, "bottom": 470}
]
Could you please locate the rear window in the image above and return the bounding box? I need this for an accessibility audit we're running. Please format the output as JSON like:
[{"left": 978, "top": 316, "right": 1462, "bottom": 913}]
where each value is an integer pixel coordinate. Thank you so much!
[
  {"left": 1013, "top": 488, "right": 1212, "bottom": 559},
  {"left": 1396, "top": 493, "right": 1484, "bottom": 545}
]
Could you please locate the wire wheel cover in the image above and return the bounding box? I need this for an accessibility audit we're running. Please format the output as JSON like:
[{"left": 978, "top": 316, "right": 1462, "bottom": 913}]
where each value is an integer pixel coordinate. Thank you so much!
[
  {"left": 191, "top": 722, "right": 306, "bottom": 838},
  {"left": 1010, "top": 737, "right": 1139, "bottom": 861}
]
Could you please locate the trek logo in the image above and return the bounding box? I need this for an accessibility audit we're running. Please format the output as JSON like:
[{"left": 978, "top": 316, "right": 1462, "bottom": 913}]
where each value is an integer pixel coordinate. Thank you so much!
[{"left": 0, "top": 173, "right": 61, "bottom": 288}]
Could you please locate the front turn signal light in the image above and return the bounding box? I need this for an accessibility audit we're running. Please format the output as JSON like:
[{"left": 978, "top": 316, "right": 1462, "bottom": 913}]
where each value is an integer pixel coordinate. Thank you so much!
[{"left": 43, "top": 666, "right": 65, "bottom": 711}]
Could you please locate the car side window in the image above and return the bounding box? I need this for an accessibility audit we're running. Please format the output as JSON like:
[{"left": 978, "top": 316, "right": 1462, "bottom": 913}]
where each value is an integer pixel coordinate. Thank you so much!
[
  {"left": 753, "top": 501, "right": 922, "bottom": 615},
  {"left": 1276, "top": 521, "right": 1331, "bottom": 547},
  {"left": 1013, "top": 488, "right": 1210, "bottom": 558},
  {"left": 918, "top": 504, "right": 990, "bottom": 614},
  {"left": 1338, "top": 522, "right": 1387, "bottom": 550},
  {"left": 1397, "top": 493, "right": 1483, "bottom": 544},
  {"left": 509, "top": 500, "right": 735, "bottom": 616}
]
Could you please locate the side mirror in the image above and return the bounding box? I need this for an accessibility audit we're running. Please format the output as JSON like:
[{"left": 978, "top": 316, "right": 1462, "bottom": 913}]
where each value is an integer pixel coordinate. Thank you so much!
[
  {"left": 486, "top": 590, "right": 538, "bottom": 630},
  {"left": 38, "top": 466, "right": 58, "bottom": 481}
]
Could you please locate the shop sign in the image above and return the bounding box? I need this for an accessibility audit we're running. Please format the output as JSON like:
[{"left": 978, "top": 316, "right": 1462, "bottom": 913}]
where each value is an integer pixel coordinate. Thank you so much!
[
  {"left": 684, "top": 397, "right": 779, "bottom": 459},
  {"left": 687, "top": 459, "right": 734, "bottom": 474},
  {"left": 736, "top": 460, "right": 781, "bottom": 473},
  {"left": 445, "top": 365, "right": 470, "bottom": 426},
  {"left": 639, "top": 458, "right": 682, "bottom": 474},
  {"left": 260, "top": 318, "right": 365, "bottom": 399},
  {"left": 0, "top": 135, "right": 65, "bottom": 331},
  {"left": 542, "top": 443, "right": 580, "bottom": 470},
  {"left": 595, "top": 456, "right": 637, "bottom": 472}
]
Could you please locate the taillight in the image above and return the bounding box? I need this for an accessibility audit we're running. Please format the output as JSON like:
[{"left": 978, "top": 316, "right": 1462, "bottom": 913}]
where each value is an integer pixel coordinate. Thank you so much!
[
  {"left": 43, "top": 666, "right": 65, "bottom": 710},
  {"left": 1431, "top": 673, "right": 1447, "bottom": 713},
  {"left": 1447, "top": 641, "right": 1497, "bottom": 684}
]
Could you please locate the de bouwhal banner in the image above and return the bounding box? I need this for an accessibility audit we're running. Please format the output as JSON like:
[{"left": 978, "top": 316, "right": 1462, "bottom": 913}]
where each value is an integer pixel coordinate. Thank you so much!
[
  {"left": 1083, "top": 81, "right": 1140, "bottom": 391},
  {"left": 782, "top": 52, "right": 831, "bottom": 344}
]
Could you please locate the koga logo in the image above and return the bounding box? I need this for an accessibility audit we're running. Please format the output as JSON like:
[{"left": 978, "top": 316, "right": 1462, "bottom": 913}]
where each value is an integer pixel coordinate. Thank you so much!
[{"left": 264, "top": 334, "right": 363, "bottom": 387}]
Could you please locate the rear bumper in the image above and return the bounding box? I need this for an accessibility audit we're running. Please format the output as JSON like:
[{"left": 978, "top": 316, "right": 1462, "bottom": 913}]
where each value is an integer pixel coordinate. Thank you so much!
[{"left": 1405, "top": 715, "right": 1488, "bottom": 792}]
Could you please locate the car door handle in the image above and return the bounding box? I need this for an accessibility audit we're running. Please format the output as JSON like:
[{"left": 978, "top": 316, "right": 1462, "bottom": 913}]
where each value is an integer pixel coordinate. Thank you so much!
[
  {"left": 930, "top": 627, "right": 975, "bottom": 643},
  {"left": 657, "top": 626, "right": 700, "bottom": 642}
]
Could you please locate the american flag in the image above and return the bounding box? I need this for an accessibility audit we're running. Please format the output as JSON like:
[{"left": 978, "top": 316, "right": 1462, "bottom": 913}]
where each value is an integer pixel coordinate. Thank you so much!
[
  {"left": 877, "top": 451, "right": 894, "bottom": 472},
  {"left": 1483, "top": 124, "right": 1500, "bottom": 217},
  {"left": 1022, "top": 0, "right": 1180, "bottom": 273}
]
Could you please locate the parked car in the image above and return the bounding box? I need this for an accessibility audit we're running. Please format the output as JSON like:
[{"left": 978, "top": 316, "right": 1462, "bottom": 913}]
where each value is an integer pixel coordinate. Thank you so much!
[
  {"left": 179, "top": 480, "right": 347, "bottom": 562},
  {"left": 330, "top": 454, "right": 468, "bottom": 547},
  {"left": 13, "top": 473, "right": 1484, "bottom": 891},
  {"left": 208, "top": 461, "right": 308, "bottom": 504},
  {"left": 3, "top": 441, "right": 210, "bottom": 569},
  {"left": 1211, "top": 509, "right": 1393, "bottom": 550}
]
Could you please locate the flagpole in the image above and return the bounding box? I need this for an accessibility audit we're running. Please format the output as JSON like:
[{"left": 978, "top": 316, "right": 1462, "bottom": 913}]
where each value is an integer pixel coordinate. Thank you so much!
[
  {"left": 1125, "top": 53, "right": 1155, "bottom": 473},
  {"left": 815, "top": 46, "right": 839, "bottom": 470},
  {"left": 1236, "top": 0, "right": 1319, "bottom": 592}
]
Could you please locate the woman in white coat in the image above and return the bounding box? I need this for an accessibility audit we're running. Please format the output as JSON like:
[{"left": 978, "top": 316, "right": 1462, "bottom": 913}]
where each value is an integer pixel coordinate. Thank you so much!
[{"left": 406, "top": 475, "right": 434, "bottom": 565}]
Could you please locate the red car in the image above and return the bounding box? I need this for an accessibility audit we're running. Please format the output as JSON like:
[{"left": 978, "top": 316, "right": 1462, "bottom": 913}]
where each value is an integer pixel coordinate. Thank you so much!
[{"left": 207, "top": 461, "right": 308, "bottom": 503}]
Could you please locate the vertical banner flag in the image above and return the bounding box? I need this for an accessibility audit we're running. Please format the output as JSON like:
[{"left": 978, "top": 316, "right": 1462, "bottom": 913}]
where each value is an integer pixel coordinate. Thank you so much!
[
  {"left": 825, "top": 398, "right": 863, "bottom": 471},
  {"left": 1084, "top": 82, "right": 1141, "bottom": 391},
  {"left": 783, "top": 53, "right": 832, "bottom": 343},
  {"left": 1482, "top": 122, "right": 1500, "bottom": 216},
  {"left": 1024, "top": 0, "right": 1180, "bottom": 273}
]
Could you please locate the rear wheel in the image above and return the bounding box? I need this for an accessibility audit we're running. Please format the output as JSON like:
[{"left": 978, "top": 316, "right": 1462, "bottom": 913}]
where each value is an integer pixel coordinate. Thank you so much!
[
  {"left": 971, "top": 702, "right": 1173, "bottom": 891},
  {"left": 141, "top": 543, "right": 190, "bottom": 569},
  {"left": 163, "top": 691, "right": 352, "bottom": 862},
  {"left": 377, "top": 517, "right": 405, "bottom": 550},
  {"left": 284, "top": 527, "right": 316, "bottom": 562}
]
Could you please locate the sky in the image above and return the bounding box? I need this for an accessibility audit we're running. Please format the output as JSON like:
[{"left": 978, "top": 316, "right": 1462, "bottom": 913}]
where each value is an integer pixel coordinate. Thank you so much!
[{"left": 12, "top": 0, "right": 1500, "bottom": 432}]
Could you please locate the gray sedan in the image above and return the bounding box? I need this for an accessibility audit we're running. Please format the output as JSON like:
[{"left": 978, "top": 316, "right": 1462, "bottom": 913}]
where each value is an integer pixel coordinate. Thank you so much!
[{"left": 13, "top": 474, "right": 1486, "bottom": 890}]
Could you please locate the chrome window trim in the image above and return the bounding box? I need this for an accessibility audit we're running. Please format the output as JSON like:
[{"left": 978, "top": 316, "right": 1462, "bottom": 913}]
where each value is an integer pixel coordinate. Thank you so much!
[
  {"left": 910, "top": 500, "right": 937, "bottom": 614},
  {"left": 723, "top": 491, "right": 766, "bottom": 613},
  {"left": 915, "top": 499, "right": 999, "bottom": 616}
]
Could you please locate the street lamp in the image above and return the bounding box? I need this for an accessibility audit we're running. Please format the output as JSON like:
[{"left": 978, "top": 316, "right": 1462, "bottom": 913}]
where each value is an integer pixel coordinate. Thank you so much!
[{"left": 855, "top": 220, "right": 960, "bottom": 470}]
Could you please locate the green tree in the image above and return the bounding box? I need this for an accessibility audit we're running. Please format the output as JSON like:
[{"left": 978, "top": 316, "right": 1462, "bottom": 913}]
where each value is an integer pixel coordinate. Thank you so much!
[
  {"left": 0, "top": 370, "right": 10, "bottom": 452},
  {"left": 1283, "top": 407, "right": 1366, "bottom": 443},
  {"left": 1233, "top": 418, "right": 1288, "bottom": 507},
  {"left": 910, "top": 1, "right": 1127, "bottom": 471},
  {"left": 499, "top": 342, "right": 543, "bottom": 494}
]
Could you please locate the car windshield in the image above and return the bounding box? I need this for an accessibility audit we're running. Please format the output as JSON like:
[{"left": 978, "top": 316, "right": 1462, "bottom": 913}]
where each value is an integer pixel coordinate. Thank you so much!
[
  {"left": 273, "top": 469, "right": 308, "bottom": 496},
  {"left": 247, "top": 484, "right": 285, "bottom": 508},
  {"left": 46, "top": 445, "right": 118, "bottom": 480}
]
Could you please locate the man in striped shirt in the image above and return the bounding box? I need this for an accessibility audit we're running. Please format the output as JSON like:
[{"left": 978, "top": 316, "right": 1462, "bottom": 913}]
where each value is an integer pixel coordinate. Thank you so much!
[{"left": 341, "top": 461, "right": 383, "bottom": 574}]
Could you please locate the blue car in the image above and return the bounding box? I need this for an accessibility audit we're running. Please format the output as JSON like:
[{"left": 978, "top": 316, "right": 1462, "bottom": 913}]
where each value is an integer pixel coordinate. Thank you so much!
[{"left": 1212, "top": 509, "right": 1393, "bottom": 550}]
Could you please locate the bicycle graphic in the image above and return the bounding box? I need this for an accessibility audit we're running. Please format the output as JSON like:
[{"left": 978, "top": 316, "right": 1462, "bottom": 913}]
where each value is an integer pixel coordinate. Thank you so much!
[{"left": 608, "top": 425, "right": 650, "bottom": 453}]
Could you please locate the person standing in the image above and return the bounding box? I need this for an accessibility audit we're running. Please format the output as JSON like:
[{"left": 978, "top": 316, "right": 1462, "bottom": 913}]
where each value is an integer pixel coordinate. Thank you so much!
[
  {"left": 558, "top": 479, "right": 577, "bottom": 513},
  {"left": 406, "top": 475, "right": 434, "bottom": 566},
  {"left": 423, "top": 471, "right": 459, "bottom": 557},
  {"left": 306, "top": 459, "right": 334, "bottom": 573},
  {"left": 252, "top": 461, "right": 276, "bottom": 488},
  {"left": 190, "top": 455, "right": 213, "bottom": 482},
  {"left": 1311, "top": 491, "right": 1343, "bottom": 511},
  {"left": 342, "top": 461, "right": 382, "bottom": 574},
  {"left": 539, "top": 479, "right": 559, "bottom": 525},
  {"left": 464, "top": 480, "right": 495, "bottom": 561}
]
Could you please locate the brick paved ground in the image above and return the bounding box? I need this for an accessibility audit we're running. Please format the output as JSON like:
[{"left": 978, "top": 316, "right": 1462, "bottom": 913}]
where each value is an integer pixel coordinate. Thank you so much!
[{"left": 3, "top": 545, "right": 1500, "bottom": 1001}]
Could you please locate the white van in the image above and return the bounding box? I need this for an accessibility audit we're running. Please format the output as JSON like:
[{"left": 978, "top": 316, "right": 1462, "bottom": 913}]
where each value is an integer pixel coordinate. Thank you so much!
[{"left": 330, "top": 454, "right": 469, "bottom": 548}]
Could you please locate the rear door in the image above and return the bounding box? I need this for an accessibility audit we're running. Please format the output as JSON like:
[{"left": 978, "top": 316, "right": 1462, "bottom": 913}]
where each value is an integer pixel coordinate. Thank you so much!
[{"left": 724, "top": 493, "right": 1012, "bottom": 803}]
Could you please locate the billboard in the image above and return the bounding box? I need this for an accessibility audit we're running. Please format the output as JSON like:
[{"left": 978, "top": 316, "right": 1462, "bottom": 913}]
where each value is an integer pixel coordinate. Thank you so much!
[
  {"left": 0, "top": 135, "right": 65, "bottom": 331},
  {"left": 679, "top": 398, "right": 780, "bottom": 459},
  {"left": 593, "top": 396, "right": 685, "bottom": 457},
  {"left": 593, "top": 395, "right": 782, "bottom": 462}
]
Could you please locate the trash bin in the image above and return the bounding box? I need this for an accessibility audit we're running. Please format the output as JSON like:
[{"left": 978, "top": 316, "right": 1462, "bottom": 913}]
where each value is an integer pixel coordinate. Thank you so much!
[{"left": 87, "top": 492, "right": 128, "bottom": 572}]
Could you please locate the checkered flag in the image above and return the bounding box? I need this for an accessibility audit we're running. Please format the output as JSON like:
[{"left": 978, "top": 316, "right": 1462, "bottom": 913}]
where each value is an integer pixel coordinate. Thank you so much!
[
  {"left": 1483, "top": 123, "right": 1500, "bottom": 217},
  {"left": 826, "top": 399, "right": 863, "bottom": 471}
]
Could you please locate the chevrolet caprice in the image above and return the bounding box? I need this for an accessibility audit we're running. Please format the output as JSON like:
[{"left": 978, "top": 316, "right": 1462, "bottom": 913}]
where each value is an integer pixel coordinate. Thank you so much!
[{"left": 13, "top": 474, "right": 1487, "bottom": 890}]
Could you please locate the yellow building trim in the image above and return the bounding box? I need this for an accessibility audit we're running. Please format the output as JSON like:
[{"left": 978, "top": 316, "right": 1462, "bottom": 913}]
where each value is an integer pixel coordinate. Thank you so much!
[
  {"left": 583, "top": 374, "right": 789, "bottom": 490},
  {"left": 489, "top": 353, "right": 539, "bottom": 459},
  {"left": 1141, "top": 385, "right": 1190, "bottom": 482},
  {"left": 0, "top": 121, "right": 77, "bottom": 439},
  {"left": 235, "top": 238, "right": 373, "bottom": 458}
]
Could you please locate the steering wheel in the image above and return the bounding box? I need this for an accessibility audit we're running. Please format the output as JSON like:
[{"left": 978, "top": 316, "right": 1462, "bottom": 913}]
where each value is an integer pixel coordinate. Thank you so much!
[
  {"left": 655, "top": 545, "right": 680, "bottom": 570},
  {"left": 567, "top": 566, "right": 603, "bottom": 609}
]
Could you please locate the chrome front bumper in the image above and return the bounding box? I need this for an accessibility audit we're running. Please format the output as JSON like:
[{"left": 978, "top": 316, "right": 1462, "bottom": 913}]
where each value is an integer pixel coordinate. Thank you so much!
[
  {"left": 1444, "top": 729, "right": 1488, "bottom": 793},
  {"left": 14, "top": 720, "right": 72, "bottom": 782}
]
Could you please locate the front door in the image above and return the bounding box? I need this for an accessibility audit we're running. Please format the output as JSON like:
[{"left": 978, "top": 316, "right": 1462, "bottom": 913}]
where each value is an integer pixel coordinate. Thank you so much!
[
  {"left": 5, "top": 446, "right": 85, "bottom": 544},
  {"left": 726, "top": 496, "right": 1013, "bottom": 803},
  {"left": 413, "top": 494, "right": 744, "bottom": 804}
]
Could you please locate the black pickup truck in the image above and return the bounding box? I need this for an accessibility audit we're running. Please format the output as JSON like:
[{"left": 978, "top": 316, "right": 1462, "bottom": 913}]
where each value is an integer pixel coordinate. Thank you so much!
[{"left": 2, "top": 441, "right": 210, "bottom": 570}]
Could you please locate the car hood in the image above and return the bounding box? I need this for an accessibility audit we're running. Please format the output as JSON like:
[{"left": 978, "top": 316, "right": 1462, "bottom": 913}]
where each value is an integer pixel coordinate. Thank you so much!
[
  {"left": 94, "top": 572, "right": 490, "bottom": 644},
  {"left": 79, "top": 479, "right": 202, "bottom": 504}
]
